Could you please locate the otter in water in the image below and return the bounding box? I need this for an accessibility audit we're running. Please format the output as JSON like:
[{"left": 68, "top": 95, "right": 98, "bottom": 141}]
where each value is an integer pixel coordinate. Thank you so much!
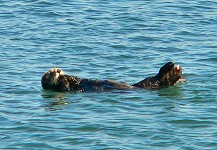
[
  {"left": 41, "top": 62, "right": 186, "bottom": 92},
  {"left": 132, "top": 62, "right": 186, "bottom": 89}
]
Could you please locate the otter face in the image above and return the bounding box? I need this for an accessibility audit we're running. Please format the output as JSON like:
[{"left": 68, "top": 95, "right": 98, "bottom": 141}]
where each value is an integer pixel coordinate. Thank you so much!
[
  {"left": 41, "top": 68, "right": 64, "bottom": 90},
  {"left": 166, "top": 65, "right": 182, "bottom": 85},
  {"left": 157, "top": 62, "right": 183, "bottom": 86}
]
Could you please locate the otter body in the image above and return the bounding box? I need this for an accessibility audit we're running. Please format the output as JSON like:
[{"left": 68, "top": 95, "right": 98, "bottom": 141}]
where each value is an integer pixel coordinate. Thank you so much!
[
  {"left": 41, "top": 68, "right": 133, "bottom": 92},
  {"left": 41, "top": 62, "right": 185, "bottom": 92}
]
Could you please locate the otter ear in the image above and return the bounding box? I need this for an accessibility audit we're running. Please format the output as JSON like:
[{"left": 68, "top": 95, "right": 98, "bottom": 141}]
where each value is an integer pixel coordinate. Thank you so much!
[{"left": 158, "top": 62, "right": 174, "bottom": 76}]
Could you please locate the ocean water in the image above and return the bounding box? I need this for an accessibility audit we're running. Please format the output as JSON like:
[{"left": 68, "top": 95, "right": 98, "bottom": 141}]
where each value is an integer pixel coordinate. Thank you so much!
[{"left": 0, "top": 0, "right": 217, "bottom": 149}]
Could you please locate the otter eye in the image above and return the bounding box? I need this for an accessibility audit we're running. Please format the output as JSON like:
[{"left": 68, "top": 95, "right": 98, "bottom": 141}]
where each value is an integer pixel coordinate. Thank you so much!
[{"left": 57, "top": 69, "right": 61, "bottom": 73}]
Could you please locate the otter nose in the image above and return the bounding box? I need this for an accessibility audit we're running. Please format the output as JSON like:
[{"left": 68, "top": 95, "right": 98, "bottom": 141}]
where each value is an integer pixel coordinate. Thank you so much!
[
  {"left": 57, "top": 69, "right": 61, "bottom": 73},
  {"left": 176, "top": 65, "right": 180, "bottom": 71}
]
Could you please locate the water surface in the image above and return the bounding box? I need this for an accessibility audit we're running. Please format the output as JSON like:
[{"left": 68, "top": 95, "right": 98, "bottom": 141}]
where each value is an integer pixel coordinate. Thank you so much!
[{"left": 0, "top": 0, "right": 217, "bottom": 149}]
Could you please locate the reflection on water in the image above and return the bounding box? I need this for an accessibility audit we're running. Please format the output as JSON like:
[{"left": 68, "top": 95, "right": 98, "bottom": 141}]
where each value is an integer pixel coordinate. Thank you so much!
[
  {"left": 156, "top": 85, "right": 184, "bottom": 98},
  {"left": 42, "top": 90, "right": 68, "bottom": 100},
  {"left": 42, "top": 90, "right": 69, "bottom": 111}
]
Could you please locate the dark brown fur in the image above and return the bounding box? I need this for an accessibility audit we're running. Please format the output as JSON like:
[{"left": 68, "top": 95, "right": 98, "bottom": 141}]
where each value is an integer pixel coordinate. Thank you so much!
[
  {"left": 41, "top": 62, "right": 185, "bottom": 92},
  {"left": 132, "top": 62, "right": 183, "bottom": 89}
]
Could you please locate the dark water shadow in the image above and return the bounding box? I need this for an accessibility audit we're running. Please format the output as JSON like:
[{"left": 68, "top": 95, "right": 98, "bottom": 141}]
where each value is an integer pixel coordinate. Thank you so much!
[
  {"left": 156, "top": 85, "right": 185, "bottom": 98},
  {"left": 40, "top": 88, "right": 138, "bottom": 111},
  {"left": 150, "top": 85, "right": 187, "bottom": 112},
  {"left": 41, "top": 90, "right": 68, "bottom": 100},
  {"left": 41, "top": 90, "right": 71, "bottom": 111}
]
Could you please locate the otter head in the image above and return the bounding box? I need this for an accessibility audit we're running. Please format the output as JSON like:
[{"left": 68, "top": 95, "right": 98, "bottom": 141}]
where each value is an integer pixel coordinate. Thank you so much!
[
  {"left": 156, "top": 62, "right": 183, "bottom": 86},
  {"left": 41, "top": 68, "right": 64, "bottom": 90}
]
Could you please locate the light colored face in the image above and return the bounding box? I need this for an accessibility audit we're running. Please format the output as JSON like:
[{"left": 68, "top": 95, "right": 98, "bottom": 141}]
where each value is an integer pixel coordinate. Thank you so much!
[
  {"left": 48, "top": 68, "right": 64, "bottom": 75},
  {"left": 167, "top": 65, "right": 182, "bottom": 85},
  {"left": 45, "top": 68, "right": 64, "bottom": 85}
]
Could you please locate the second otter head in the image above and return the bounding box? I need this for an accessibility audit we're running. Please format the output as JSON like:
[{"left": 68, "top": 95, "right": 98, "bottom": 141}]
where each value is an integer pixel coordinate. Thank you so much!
[
  {"left": 41, "top": 68, "right": 64, "bottom": 90},
  {"left": 156, "top": 62, "right": 183, "bottom": 86}
]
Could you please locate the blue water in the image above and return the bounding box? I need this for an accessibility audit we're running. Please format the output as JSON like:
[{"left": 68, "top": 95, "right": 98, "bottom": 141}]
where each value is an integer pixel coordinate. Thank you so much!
[{"left": 1, "top": 0, "right": 217, "bottom": 149}]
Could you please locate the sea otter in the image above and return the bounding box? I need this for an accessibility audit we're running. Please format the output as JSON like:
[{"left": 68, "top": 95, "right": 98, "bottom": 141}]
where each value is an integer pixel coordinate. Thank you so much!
[{"left": 41, "top": 62, "right": 186, "bottom": 92}]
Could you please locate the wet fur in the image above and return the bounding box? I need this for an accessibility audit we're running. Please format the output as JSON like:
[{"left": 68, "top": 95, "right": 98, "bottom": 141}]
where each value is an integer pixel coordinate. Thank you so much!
[
  {"left": 41, "top": 62, "right": 185, "bottom": 92},
  {"left": 132, "top": 62, "right": 183, "bottom": 89}
]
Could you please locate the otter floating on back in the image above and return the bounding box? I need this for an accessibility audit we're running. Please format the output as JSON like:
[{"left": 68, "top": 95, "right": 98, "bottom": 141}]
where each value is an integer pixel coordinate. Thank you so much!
[{"left": 41, "top": 62, "right": 186, "bottom": 92}]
